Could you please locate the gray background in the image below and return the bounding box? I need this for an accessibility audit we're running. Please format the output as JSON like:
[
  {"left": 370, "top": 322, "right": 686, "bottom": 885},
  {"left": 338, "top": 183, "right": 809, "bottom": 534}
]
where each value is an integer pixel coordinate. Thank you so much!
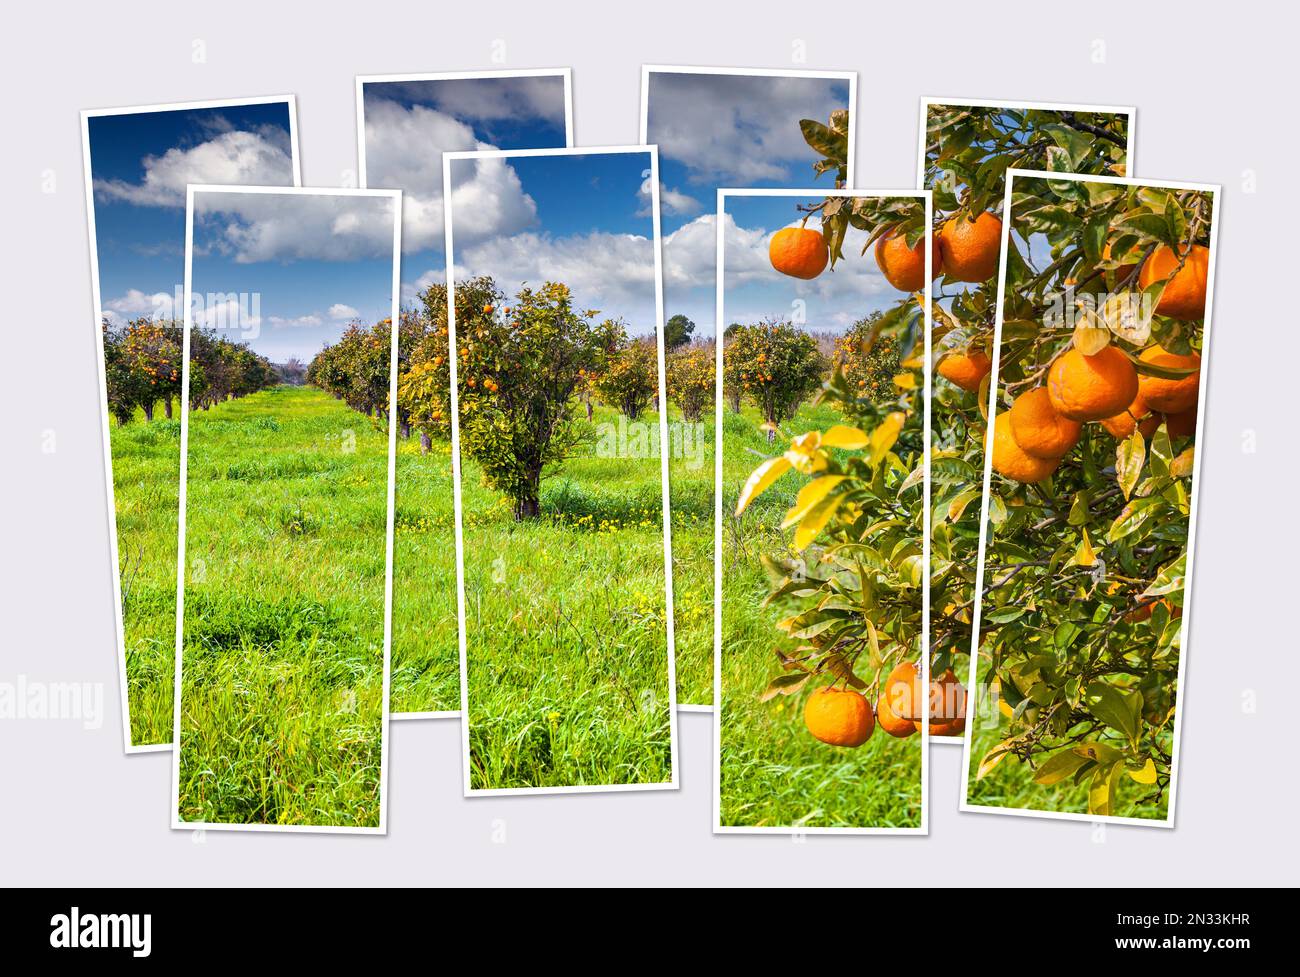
[{"left": 1, "top": 0, "right": 1291, "bottom": 885}]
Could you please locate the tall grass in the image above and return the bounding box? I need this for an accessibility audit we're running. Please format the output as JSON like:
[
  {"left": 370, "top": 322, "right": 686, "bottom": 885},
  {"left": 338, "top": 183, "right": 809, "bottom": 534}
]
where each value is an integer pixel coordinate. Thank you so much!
[
  {"left": 175, "top": 386, "right": 386, "bottom": 827},
  {"left": 460, "top": 404, "right": 674, "bottom": 790}
]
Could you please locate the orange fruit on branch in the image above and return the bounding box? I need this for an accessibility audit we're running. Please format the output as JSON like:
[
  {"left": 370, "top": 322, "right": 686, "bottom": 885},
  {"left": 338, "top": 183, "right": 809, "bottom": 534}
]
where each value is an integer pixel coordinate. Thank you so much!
[
  {"left": 804, "top": 686, "right": 874, "bottom": 747},
  {"left": 928, "top": 668, "right": 967, "bottom": 723},
  {"left": 883, "top": 661, "right": 925, "bottom": 723},
  {"left": 937, "top": 350, "right": 991, "bottom": 393},
  {"left": 1137, "top": 346, "right": 1200, "bottom": 413},
  {"left": 990, "top": 411, "right": 1058, "bottom": 483},
  {"left": 938, "top": 211, "right": 1003, "bottom": 283},
  {"left": 874, "top": 229, "right": 940, "bottom": 292},
  {"left": 1047, "top": 346, "right": 1139, "bottom": 422},
  {"left": 769, "top": 226, "right": 829, "bottom": 280},
  {"left": 1008, "top": 387, "right": 1081, "bottom": 460},
  {"left": 1099, "top": 391, "right": 1160, "bottom": 440},
  {"left": 875, "top": 689, "right": 917, "bottom": 739},
  {"left": 1164, "top": 404, "right": 1198, "bottom": 439},
  {"left": 1138, "top": 244, "right": 1209, "bottom": 320}
]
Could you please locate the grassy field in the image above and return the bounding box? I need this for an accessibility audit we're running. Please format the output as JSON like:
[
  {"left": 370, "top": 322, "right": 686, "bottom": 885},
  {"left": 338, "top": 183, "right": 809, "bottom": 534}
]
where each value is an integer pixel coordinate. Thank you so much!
[
  {"left": 965, "top": 666, "right": 1172, "bottom": 821},
  {"left": 718, "top": 400, "right": 924, "bottom": 829},
  {"left": 108, "top": 409, "right": 182, "bottom": 748},
  {"left": 460, "top": 403, "right": 674, "bottom": 791},
  {"left": 390, "top": 440, "right": 459, "bottom": 713},
  {"left": 176, "top": 385, "right": 387, "bottom": 828},
  {"left": 664, "top": 410, "right": 714, "bottom": 706}
]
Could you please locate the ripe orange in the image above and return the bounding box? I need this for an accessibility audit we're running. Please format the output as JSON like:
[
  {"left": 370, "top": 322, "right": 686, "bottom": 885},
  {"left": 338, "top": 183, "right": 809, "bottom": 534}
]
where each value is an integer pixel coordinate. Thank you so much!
[
  {"left": 883, "top": 661, "right": 924, "bottom": 722},
  {"left": 1047, "top": 346, "right": 1139, "bottom": 422},
  {"left": 1125, "top": 597, "right": 1183, "bottom": 624},
  {"left": 938, "top": 212, "right": 1003, "bottom": 283},
  {"left": 929, "top": 668, "right": 966, "bottom": 723},
  {"left": 990, "top": 411, "right": 1059, "bottom": 483},
  {"left": 1139, "top": 244, "right": 1209, "bottom": 320},
  {"left": 1099, "top": 392, "right": 1160, "bottom": 440},
  {"left": 875, "top": 690, "right": 917, "bottom": 738},
  {"left": 920, "top": 716, "right": 966, "bottom": 736},
  {"left": 937, "top": 350, "right": 992, "bottom": 393},
  {"left": 1103, "top": 241, "right": 1141, "bottom": 288},
  {"left": 770, "top": 226, "right": 829, "bottom": 280},
  {"left": 804, "top": 687, "right": 874, "bottom": 746},
  {"left": 1137, "top": 347, "right": 1200, "bottom": 413},
  {"left": 874, "top": 229, "right": 940, "bottom": 292},
  {"left": 1165, "top": 404, "right": 1197, "bottom": 439},
  {"left": 1008, "top": 387, "right": 1081, "bottom": 460}
]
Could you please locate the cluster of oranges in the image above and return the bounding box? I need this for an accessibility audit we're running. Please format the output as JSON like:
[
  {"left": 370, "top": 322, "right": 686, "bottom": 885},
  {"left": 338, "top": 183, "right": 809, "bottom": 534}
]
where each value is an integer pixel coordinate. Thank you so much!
[
  {"left": 767, "top": 211, "right": 1005, "bottom": 297},
  {"left": 802, "top": 662, "right": 967, "bottom": 748},
  {"left": 991, "top": 244, "right": 1207, "bottom": 484}
]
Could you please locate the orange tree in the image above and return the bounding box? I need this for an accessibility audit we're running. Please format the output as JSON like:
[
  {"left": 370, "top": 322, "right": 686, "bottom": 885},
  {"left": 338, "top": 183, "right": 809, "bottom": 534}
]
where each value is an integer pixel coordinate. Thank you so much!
[
  {"left": 735, "top": 193, "right": 940, "bottom": 746},
  {"left": 665, "top": 340, "right": 715, "bottom": 423},
  {"left": 590, "top": 326, "right": 659, "bottom": 421},
  {"left": 970, "top": 175, "right": 1210, "bottom": 817},
  {"left": 920, "top": 105, "right": 1132, "bottom": 722},
  {"left": 106, "top": 318, "right": 184, "bottom": 421},
  {"left": 452, "top": 278, "right": 611, "bottom": 520},
  {"left": 722, "top": 322, "right": 824, "bottom": 439}
]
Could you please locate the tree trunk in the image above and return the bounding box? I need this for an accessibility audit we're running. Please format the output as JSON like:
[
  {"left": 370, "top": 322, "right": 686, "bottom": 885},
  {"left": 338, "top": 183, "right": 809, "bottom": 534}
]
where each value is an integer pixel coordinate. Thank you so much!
[
  {"left": 728, "top": 392, "right": 741, "bottom": 413},
  {"left": 585, "top": 399, "right": 593, "bottom": 421},
  {"left": 400, "top": 421, "right": 411, "bottom": 439},
  {"left": 163, "top": 398, "right": 173, "bottom": 419},
  {"left": 419, "top": 431, "right": 431, "bottom": 454},
  {"left": 142, "top": 402, "right": 154, "bottom": 421},
  {"left": 513, "top": 495, "right": 541, "bottom": 520}
]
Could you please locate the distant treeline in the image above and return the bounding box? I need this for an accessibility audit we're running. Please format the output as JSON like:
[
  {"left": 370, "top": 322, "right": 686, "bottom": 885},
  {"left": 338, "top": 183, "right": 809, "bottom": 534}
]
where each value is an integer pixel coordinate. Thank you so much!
[{"left": 103, "top": 318, "right": 278, "bottom": 425}]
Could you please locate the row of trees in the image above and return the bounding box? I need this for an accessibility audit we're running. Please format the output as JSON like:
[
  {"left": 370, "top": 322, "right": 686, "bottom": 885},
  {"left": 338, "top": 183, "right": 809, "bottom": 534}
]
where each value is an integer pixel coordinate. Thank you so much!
[{"left": 103, "top": 318, "right": 277, "bottom": 425}]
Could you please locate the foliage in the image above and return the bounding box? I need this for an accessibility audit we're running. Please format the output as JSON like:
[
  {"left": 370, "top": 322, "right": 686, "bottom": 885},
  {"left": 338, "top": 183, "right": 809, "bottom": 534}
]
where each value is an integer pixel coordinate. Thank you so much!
[
  {"left": 722, "top": 322, "right": 825, "bottom": 431},
  {"left": 972, "top": 175, "right": 1211, "bottom": 817},
  {"left": 924, "top": 105, "right": 1134, "bottom": 710},
  {"left": 664, "top": 313, "right": 695, "bottom": 351},
  {"left": 665, "top": 341, "right": 716, "bottom": 423},
  {"left": 447, "top": 279, "right": 613, "bottom": 520},
  {"left": 734, "top": 300, "right": 926, "bottom": 708},
  {"left": 590, "top": 328, "right": 660, "bottom": 421},
  {"left": 306, "top": 319, "right": 393, "bottom": 418}
]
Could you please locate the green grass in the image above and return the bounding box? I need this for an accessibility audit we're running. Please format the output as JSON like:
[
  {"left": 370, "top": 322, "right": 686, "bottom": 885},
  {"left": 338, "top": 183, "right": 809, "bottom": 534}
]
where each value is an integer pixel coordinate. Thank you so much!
[
  {"left": 109, "top": 406, "right": 183, "bottom": 748},
  {"left": 176, "top": 385, "right": 385, "bottom": 828},
  {"left": 964, "top": 667, "right": 1172, "bottom": 821},
  {"left": 718, "top": 401, "right": 924, "bottom": 829},
  {"left": 461, "top": 404, "right": 674, "bottom": 790},
  {"left": 665, "top": 410, "right": 714, "bottom": 706},
  {"left": 390, "top": 438, "right": 459, "bottom": 713}
]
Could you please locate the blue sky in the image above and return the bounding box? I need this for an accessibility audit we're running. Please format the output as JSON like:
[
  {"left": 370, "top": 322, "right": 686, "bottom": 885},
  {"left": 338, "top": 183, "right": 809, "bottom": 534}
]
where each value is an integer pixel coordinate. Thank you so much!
[
  {"left": 722, "top": 194, "right": 900, "bottom": 336},
  {"left": 360, "top": 74, "right": 568, "bottom": 304},
  {"left": 87, "top": 102, "right": 295, "bottom": 325},
  {"left": 447, "top": 150, "right": 658, "bottom": 336},
  {"left": 645, "top": 71, "right": 851, "bottom": 337},
  {"left": 189, "top": 191, "right": 396, "bottom": 363}
]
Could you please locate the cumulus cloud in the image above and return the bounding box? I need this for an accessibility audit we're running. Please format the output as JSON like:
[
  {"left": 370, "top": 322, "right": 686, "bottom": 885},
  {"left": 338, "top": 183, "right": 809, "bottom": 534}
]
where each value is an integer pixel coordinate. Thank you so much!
[
  {"left": 194, "top": 191, "right": 396, "bottom": 263},
  {"left": 93, "top": 129, "right": 294, "bottom": 208},
  {"left": 328, "top": 303, "right": 359, "bottom": 320},
  {"left": 452, "top": 230, "right": 658, "bottom": 331},
  {"left": 646, "top": 73, "right": 847, "bottom": 184},
  {"left": 444, "top": 154, "right": 538, "bottom": 250},
  {"left": 364, "top": 100, "right": 540, "bottom": 253},
  {"left": 370, "top": 75, "right": 567, "bottom": 127},
  {"left": 101, "top": 288, "right": 178, "bottom": 324}
]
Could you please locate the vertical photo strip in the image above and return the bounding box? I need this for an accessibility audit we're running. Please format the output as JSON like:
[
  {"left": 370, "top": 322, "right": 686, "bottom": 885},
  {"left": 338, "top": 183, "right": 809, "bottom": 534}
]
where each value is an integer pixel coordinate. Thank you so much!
[
  {"left": 918, "top": 98, "right": 1134, "bottom": 741},
  {"left": 356, "top": 69, "right": 573, "bottom": 718},
  {"left": 962, "top": 170, "right": 1218, "bottom": 825},
  {"left": 443, "top": 146, "right": 677, "bottom": 794},
  {"left": 172, "top": 186, "right": 401, "bottom": 833},
  {"left": 81, "top": 97, "right": 301, "bottom": 752},
  {"left": 641, "top": 66, "right": 857, "bottom": 709},
  {"left": 714, "top": 188, "right": 931, "bottom": 834}
]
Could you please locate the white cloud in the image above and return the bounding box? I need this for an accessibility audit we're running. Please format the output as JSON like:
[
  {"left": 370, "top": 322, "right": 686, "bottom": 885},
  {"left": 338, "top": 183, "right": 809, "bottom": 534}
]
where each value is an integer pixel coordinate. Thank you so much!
[
  {"left": 646, "top": 73, "right": 847, "bottom": 184},
  {"left": 328, "top": 303, "right": 359, "bottom": 320},
  {"left": 444, "top": 154, "right": 538, "bottom": 249},
  {"left": 723, "top": 220, "right": 890, "bottom": 299},
  {"left": 364, "top": 100, "right": 538, "bottom": 253},
  {"left": 267, "top": 314, "right": 322, "bottom": 328},
  {"left": 660, "top": 186, "right": 702, "bottom": 216},
  {"left": 452, "top": 230, "right": 657, "bottom": 332},
  {"left": 101, "top": 288, "right": 178, "bottom": 324},
  {"left": 194, "top": 191, "right": 396, "bottom": 263},
  {"left": 371, "top": 75, "right": 567, "bottom": 126},
  {"left": 93, "top": 129, "right": 293, "bottom": 208}
]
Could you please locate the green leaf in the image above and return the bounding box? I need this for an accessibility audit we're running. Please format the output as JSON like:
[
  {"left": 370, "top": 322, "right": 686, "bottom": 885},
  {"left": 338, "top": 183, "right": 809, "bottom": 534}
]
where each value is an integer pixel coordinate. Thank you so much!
[
  {"left": 1033, "top": 749, "right": 1092, "bottom": 786},
  {"left": 1142, "top": 554, "right": 1186, "bottom": 597},
  {"left": 782, "top": 475, "right": 846, "bottom": 530},
  {"left": 735, "top": 455, "right": 792, "bottom": 515},
  {"left": 1116, "top": 430, "right": 1146, "bottom": 501},
  {"left": 1087, "top": 760, "right": 1123, "bottom": 816},
  {"left": 1085, "top": 682, "right": 1140, "bottom": 744},
  {"left": 759, "top": 672, "right": 810, "bottom": 702}
]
